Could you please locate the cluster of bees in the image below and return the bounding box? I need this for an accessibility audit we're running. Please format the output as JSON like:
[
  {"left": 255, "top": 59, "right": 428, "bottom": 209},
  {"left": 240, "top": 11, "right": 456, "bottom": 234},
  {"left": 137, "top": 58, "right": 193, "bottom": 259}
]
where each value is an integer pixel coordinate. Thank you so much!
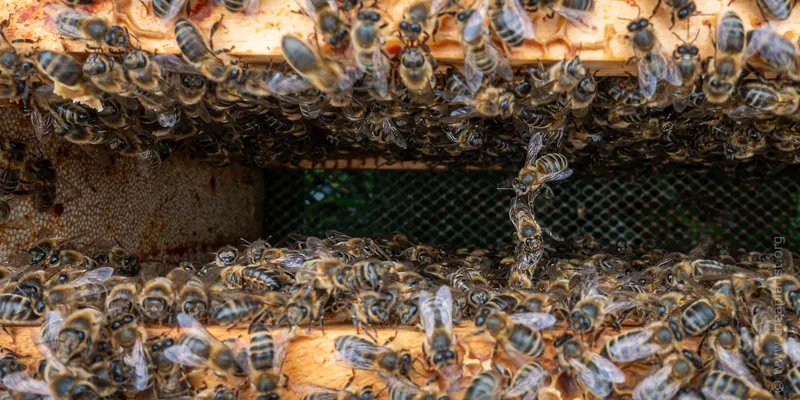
[
  {"left": 0, "top": 140, "right": 796, "bottom": 399},
  {"left": 0, "top": 138, "right": 60, "bottom": 228},
  {"left": 0, "top": 0, "right": 797, "bottom": 171}
]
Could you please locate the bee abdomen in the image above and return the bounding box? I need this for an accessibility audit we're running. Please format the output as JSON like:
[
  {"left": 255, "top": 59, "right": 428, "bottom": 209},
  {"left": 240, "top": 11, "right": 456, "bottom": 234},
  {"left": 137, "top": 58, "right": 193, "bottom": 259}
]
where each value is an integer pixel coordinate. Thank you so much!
[
  {"left": 491, "top": 10, "right": 525, "bottom": 46},
  {"left": 0, "top": 294, "right": 36, "bottom": 322},
  {"left": 756, "top": 0, "right": 792, "bottom": 19},
  {"left": 510, "top": 325, "right": 544, "bottom": 357},
  {"left": 535, "top": 153, "right": 568, "bottom": 174},
  {"left": 681, "top": 300, "right": 716, "bottom": 336}
]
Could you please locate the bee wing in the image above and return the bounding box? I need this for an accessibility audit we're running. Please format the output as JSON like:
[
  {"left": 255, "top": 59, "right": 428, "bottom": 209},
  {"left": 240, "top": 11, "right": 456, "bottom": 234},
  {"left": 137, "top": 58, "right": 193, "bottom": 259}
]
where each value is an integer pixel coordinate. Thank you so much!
[
  {"left": 123, "top": 339, "right": 150, "bottom": 391},
  {"left": 291, "top": 383, "right": 346, "bottom": 400},
  {"left": 427, "top": 285, "right": 454, "bottom": 332},
  {"left": 491, "top": 42, "right": 513, "bottom": 81},
  {"left": 461, "top": 9, "right": 487, "bottom": 92},
  {"left": 32, "top": 331, "right": 65, "bottom": 372},
  {"left": 504, "top": 0, "right": 535, "bottom": 39},
  {"left": 505, "top": 363, "right": 547, "bottom": 397},
  {"left": 657, "top": 42, "right": 682, "bottom": 87},
  {"left": 270, "top": 328, "right": 291, "bottom": 372},
  {"left": 509, "top": 312, "right": 556, "bottom": 330},
  {"left": 550, "top": 6, "right": 597, "bottom": 34},
  {"left": 587, "top": 352, "right": 626, "bottom": 383},
  {"left": 430, "top": 0, "right": 451, "bottom": 16},
  {"left": 463, "top": 52, "right": 485, "bottom": 94},
  {"left": 569, "top": 358, "right": 608, "bottom": 397},
  {"left": 632, "top": 363, "right": 679, "bottom": 400},
  {"left": 715, "top": 345, "right": 760, "bottom": 388},
  {"left": 715, "top": 9, "right": 739, "bottom": 54},
  {"left": 45, "top": 5, "right": 90, "bottom": 39},
  {"left": 163, "top": 343, "right": 208, "bottom": 367},
  {"left": 745, "top": 25, "right": 796, "bottom": 67},
  {"left": 382, "top": 118, "right": 408, "bottom": 149},
  {"left": 783, "top": 337, "right": 800, "bottom": 365},
  {"left": 541, "top": 168, "right": 572, "bottom": 183},
  {"left": 157, "top": 0, "right": 188, "bottom": 25},
  {"left": 370, "top": 51, "right": 390, "bottom": 98},
  {"left": 69, "top": 266, "right": 114, "bottom": 286},
  {"left": 40, "top": 310, "right": 64, "bottom": 351},
  {"left": 154, "top": 54, "right": 203, "bottom": 75},
  {"left": 331, "top": 335, "right": 382, "bottom": 369},
  {"left": 136, "top": 150, "right": 162, "bottom": 176},
  {"left": 636, "top": 55, "right": 658, "bottom": 99},
  {"left": 380, "top": 373, "right": 422, "bottom": 396},
  {"left": 508, "top": 196, "right": 533, "bottom": 230},
  {"left": 2, "top": 372, "right": 52, "bottom": 397},
  {"left": 603, "top": 330, "right": 659, "bottom": 363},
  {"left": 525, "top": 133, "right": 543, "bottom": 166},
  {"left": 177, "top": 312, "right": 221, "bottom": 347}
]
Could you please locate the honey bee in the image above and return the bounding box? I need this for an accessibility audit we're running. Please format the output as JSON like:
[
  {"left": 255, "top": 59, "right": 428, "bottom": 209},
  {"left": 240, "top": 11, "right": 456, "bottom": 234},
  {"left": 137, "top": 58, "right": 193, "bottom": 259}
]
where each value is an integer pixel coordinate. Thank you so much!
[
  {"left": 147, "top": 335, "right": 193, "bottom": 399},
  {"left": 512, "top": 133, "right": 572, "bottom": 198},
  {"left": 105, "top": 281, "right": 139, "bottom": 317},
  {"left": 3, "top": 355, "right": 101, "bottom": 400},
  {"left": 650, "top": 0, "right": 696, "bottom": 27},
  {"left": 45, "top": 4, "right": 129, "bottom": 49},
  {"left": 633, "top": 351, "right": 700, "bottom": 400},
  {"left": 600, "top": 320, "right": 681, "bottom": 363},
  {"left": 174, "top": 18, "right": 234, "bottom": 83},
  {"left": 136, "top": 276, "right": 177, "bottom": 325},
  {"left": 333, "top": 335, "right": 414, "bottom": 377},
  {"left": 399, "top": 0, "right": 451, "bottom": 42},
  {"left": 474, "top": 292, "right": 523, "bottom": 327},
  {"left": 488, "top": 0, "right": 535, "bottom": 48},
  {"left": 152, "top": 0, "right": 189, "bottom": 25},
  {"left": 295, "top": 381, "right": 376, "bottom": 400},
  {"left": 351, "top": 291, "right": 394, "bottom": 338},
  {"left": 522, "top": 0, "right": 595, "bottom": 31},
  {"left": 282, "top": 283, "right": 330, "bottom": 336},
  {"left": 504, "top": 361, "right": 550, "bottom": 399},
  {"left": 0, "top": 140, "right": 25, "bottom": 195},
  {"left": 569, "top": 291, "right": 639, "bottom": 340},
  {"left": 463, "top": 370, "right": 505, "bottom": 399},
  {"left": 210, "top": 291, "right": 286, "bottom": 328},
  {"left": 383, "top": 374, "right": 451, "bottom": 400},
  {"left": 397, "top": 36, "right": 438, "bottom": 101},
  {"left": 446, "top": 84, "right": 516, "bottom": 119},
  {"left": 352, "top": 5, "right": 390, "bottom": 99},
  {"left": 43, "top": 266, "right": 114, "bottom": 313},
  {"left": 554, "top": 333, "right": 625, "bottom": 398},
  {"left": 703, "top": 10, "right": 745, "bottom": 104},
  {"left": 295, "top": 0, "right": 350, "bottom": 50},
  {"left": 455, "top": 4, "right": 512, "bottom": 93},
  {"left": 745, "top": 25, "right": 799, "bottom": 81},
  {"left": 165, "top": 313, "right": 250, "bottom": 377},
  {"left": 53, "top": 308, "right": 105, "bottom": 364},
  {"left": 419, "top": 286, "right": 460, "bottom": 382},
  {"left": 625, "top": 18, "right": 681, "bottom": 99},
  {"left": 0, "top": 292, "right": 44, "bottom": 325},
  {"left": 249, "top": 323, "right": 290, "bottom": 400},
  {"left": 280, "top": 35, "right": 360, "bottom": 107},
  {"left": 568, "top": 71, "right": 596, "bottom": 117},
  {"left": 23, "top": 159, "right": 58, "bottom": 212},
  {"left": 509, "top": 196, "right": 544, "bottom": 252},
  {"left": 479, "top": 310, "right": 556, "bottom": 362},
  {"left": 666, "top": 30, "right": 701, "bottom": 112},
  {"left": 754, "top": 0, "right": 794, "bottom": 19},
  {"left": 123, "top": 49, "right": 168, "bottom": 93},
  {"left": 221, "top": 0, "right": 261, "bottom": 14},
  {"left": 197, "top": 384, "right": 240, "bottom": 400},
  {"left": 679, "top": 294, "right": 733, "bottom": 337},
  {"left": 700, "top": 371, "right": 773, "bottom": 400},
  {"left": 34, "top": 51, "right": 85, "bottom": 92},
  {"left": 0, "top": 348, "right": 25, "bottom": 381}
]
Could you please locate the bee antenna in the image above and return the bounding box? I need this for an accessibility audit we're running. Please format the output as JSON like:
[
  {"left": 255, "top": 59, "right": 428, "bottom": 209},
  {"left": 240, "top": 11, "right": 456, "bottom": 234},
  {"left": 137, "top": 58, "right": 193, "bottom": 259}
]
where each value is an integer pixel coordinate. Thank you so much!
[{"left": 672, "top": 31, "right": 687, "bottom": 44}]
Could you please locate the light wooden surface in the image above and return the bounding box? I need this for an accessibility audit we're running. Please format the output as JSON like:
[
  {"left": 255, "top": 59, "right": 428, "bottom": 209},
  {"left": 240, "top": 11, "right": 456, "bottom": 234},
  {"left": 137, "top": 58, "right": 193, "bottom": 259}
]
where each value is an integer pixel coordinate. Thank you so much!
[
  {"left": 276, "top": 158, "right": 509, "bottom": 170},
  {"left": 0, "top": 0, "right": 798, "bottom": 74},
  {"left": 2, "top": 323, "right": 691, "bottom": 399}
]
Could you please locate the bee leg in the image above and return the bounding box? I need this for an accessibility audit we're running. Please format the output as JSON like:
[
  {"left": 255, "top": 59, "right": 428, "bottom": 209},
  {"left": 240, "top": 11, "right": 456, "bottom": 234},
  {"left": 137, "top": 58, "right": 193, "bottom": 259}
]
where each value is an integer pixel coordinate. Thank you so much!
[
  {"left": 343, "top": 374, "right": 355, "bottom": 390},
  {"left": 650, "top": 0, "right": 661, "bottom": 18},
  {"left": 696, "top": 333, "right": 707, "bottom": 354},
  {"left": 0, "top": 326, "right": 13, "bottom": 347},
  {"left": 490, "top": 341, "right": 499, "bottom": 361}
]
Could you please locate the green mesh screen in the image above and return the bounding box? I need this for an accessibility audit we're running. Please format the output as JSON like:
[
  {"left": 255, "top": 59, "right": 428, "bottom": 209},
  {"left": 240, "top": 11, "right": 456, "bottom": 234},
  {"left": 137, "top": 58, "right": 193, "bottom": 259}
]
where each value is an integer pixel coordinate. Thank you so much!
[{"left": 263, "top": 168, "right": 800, "bottom": 250}]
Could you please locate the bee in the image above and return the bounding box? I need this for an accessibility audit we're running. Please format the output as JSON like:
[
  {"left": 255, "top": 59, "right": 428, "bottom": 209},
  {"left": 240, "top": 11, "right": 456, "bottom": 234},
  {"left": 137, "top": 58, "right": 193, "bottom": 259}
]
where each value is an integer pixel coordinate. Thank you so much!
[
  {"left": 447, "top": 85, "right": 516, "bottom": 119},
  {"left": 703, "top": 10, "right": 745, "bottom": 104},
  {"left": 397, "top": 36, "right": 438, "bottom": 101},
  {"left": 569, "top": 292, "right": 639, "bottom": 339},
  {"left": 625, "top": 18, "right": 681, "bottom": 99},
  {"left": 745, "top": 25, "right": 800, "bottom": 81},
  {"left": 649, "top": 0, "right": 696, "bottom": 27},
  {"left": 509, "top": 196, "right": 544, "bottom": 252},
  {"left": 351, "top": 291, "right": 394, "bottom": 338},
  {"left": 750, "top": 311, "right": 789, "bottom": 379},
  {"left": 210, "top": 291, "right": 286, "bottom": 328},
  {"left": 222, "top": 264, "right": 291, "bottom": 293},
  {"left": 82, "top": 53, "right": 133, "bottom": 96},
  {"left": 463, "top": 370, "right": 505, "bottom": 400},
  {"left": 152, "top": 0, "right": 189, "bottom": 24},
  {"left": 165, "top": 313, "right": 249, "bottom": 377},
  {"left": 3, "top": 354, "right": 101, "bottom": 400},
  {"left": 474, "top": 292, "right": 524, "bottom": 327},
  {"left": 249, "top": 323, "right": 290, "bottom": 399},
  {"left": 600, "top": 320, "right": 681, "bottom": 363},
  {"left": 333, "top": 335, "right": 413, "bottom": 378},
  {"left": 554, "top": 333, "right": 625, "bottom": 398},
  {"left": 136, "top": 276, "right": 177, "bottom": 325},
  {"left": 633, "top": 351, "right": 700, "bottom": 400},
  {"left": 280, "top": 35, "right": 359, "bottom": 107},
  {"left": 34, "top": 51, "right": 85, "bottom": 91},
  {"left": 383, "top": 374, "right": 451, "bottom": 400},
  {"left": 282, "top": 283, "right": 330, "bottom": 337},
  {"left": 147, "top": 335, "right": 193, "bottom": 399},
  {"left": 488, "top": 0, "right": 535, "bottom": 48},
  {"left": 0, "top": 140, "right": 25, "bottom": 195},
  {"left": 0, "top": 348, "right": 25, "bottom": 380},
  {"left": 295, "top": 381, "right": 376, "bottom": 400},
  {"left": 352, "top": 5, "right": 391, "bottom": 99},
  {"left": 174, "top": 18, "right": 233, "bottom": 83},
  {"left": 512, "top": 133, "right": 572, "bottom": 198},
  {"left": 504, "top": 361, "right": 550, "bottom": 399},
  {"left": 295, "top": 0, "right": 350, "bottom": 50},
  {"left": 680, "top": 295, "right": 733, "bottom": 337},
  {"left": 49, "top": 250, "right": 98, "bottom": 271},
  {"left": 568, "top": 70, "right": 597, "bottom": 117},
  {"left": 522, "top": 0, "right": 595, "bottom": 31},
  {"left": 175, "top": 273, "right": 211, "bottom": 322},
  {"left": 24, "top": 159, "right": 58, "bottom": 212},
  {"left": 419, "top": 286, "right": 459, "bottom": 381},
  {"left": 455, "top": 4, "right": 512, "bottom": 93},
  {"left": 399, "top": 0, "right": 450, "bottom": 42},
  {"left": 766, "top": 275, "right": 800, "bottom": 316},
  {"left": 0, "top": 293, "right": 44, "bottom": 325},
  {"left": 221, "top": 0, "right": 261, "bottom": 14},
  {"left": 479, "top": 310, "right": 556, "bottom": 361},
  {"left": 105, "top": 281, "right": 139, "bottom": 317},
  {"left": 52, "top": 308, "right": 105, "bottom": 364},
  {"left": 45, "top": 4, "right": 129, "bottom": 49},
  {"left": 754, "top": 0, "right": 794, "bottom": 20},
  {"left": 668, "top": 30, "right": 701, "bottom": 112},
  {"left": 43, "top": 266, "right": 114, "bottom": 313},
  {"left": 123, "top": 49, "right": 167, "bottom": 93},
  {"left": 196, "top": 384, "right": 239, "bottom": 400},
  {"left": 700, "top": 371, "right": 773, "bottom": 400}
]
